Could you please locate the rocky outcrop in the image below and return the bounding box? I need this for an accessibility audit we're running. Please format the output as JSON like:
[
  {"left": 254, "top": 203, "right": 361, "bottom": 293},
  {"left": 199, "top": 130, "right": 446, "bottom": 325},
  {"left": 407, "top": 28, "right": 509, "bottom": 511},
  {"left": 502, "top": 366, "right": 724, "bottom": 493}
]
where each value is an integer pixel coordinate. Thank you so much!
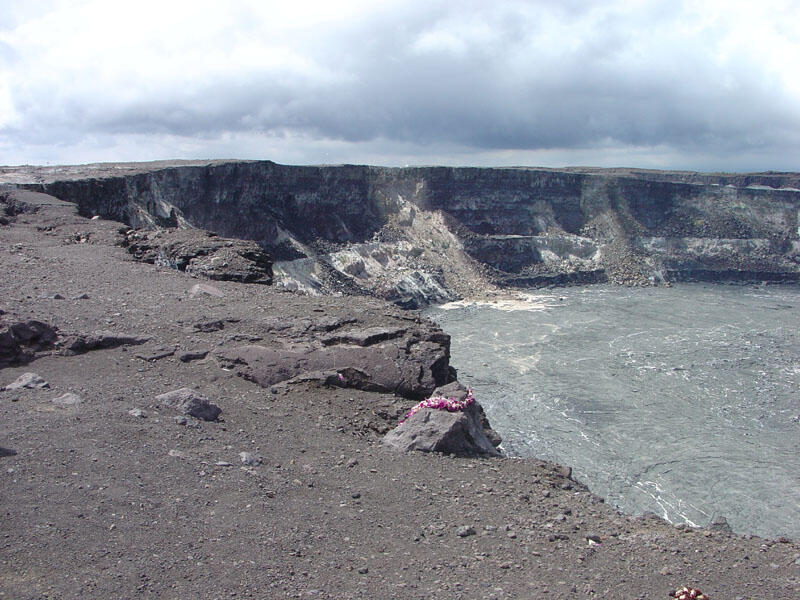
[
  {"left": 9, "top": 161, "right": 800, "bottom": 303},
  {"left": 215, "top": 323, "right": 455, "bottom": 399},
  {"left": 120, "top": 228, "right": 273, "bottom": 284}
]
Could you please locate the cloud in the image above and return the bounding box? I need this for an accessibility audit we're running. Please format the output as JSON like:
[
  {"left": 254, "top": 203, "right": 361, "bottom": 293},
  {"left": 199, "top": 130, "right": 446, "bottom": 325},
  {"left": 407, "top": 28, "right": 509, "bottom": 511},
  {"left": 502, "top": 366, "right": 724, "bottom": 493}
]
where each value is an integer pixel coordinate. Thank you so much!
[{"left": 1, "top": 0, "right": 799, "bottom": 169}]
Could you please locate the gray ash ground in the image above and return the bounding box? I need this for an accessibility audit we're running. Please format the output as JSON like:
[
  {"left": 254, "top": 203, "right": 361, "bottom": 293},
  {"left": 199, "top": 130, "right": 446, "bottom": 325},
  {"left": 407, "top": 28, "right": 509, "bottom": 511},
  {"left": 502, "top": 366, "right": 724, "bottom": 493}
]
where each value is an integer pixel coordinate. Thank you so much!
[{"left": 1, "top": 190, "right": 799, "bottom": 599}]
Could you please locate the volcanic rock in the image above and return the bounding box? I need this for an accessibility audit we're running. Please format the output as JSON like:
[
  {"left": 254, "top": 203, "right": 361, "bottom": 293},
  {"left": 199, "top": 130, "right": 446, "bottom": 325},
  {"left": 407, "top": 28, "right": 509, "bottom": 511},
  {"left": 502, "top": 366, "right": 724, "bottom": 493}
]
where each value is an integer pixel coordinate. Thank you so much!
[
  {"left": 60, "top": 331, "right": 149, "bottom": 355},
  {"left": 215, "top": 324, "right": 453, "bottom": 399},
  {"left": 121, "top": 228, "right": 272, "bottom": 284},
  {"left": 2, "top": 372, "right": 49, "bottom": 391},
  {"left": 0, "top": 320, "right": 58, "bottom": 366},
  {"left": 382, "top": 382, "right": 502, "bottom": 457},
  {"left": 52, "top": 392, "right": 82, "bottom": 405},
  {"left": 154, "top": 387, "right": 221, "bottom": 421}
]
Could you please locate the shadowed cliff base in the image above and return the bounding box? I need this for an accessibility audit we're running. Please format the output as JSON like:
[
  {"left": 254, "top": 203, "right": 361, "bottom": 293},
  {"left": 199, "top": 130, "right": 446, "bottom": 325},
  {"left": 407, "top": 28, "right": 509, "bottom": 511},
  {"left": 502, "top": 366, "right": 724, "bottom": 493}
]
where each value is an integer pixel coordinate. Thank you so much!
[{"left": 3, "top": 160, "right": 799, "bottom": 307}]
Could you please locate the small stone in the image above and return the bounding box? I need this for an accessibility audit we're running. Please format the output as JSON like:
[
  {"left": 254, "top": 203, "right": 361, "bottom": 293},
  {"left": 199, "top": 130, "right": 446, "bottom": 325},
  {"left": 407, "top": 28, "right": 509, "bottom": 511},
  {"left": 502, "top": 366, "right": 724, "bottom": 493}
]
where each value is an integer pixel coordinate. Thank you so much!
[
  {"left": 174, "top": 416, "right": 188, "bottom": 425},
  {"left": 709, "top": 515, "right": 733, "bottom": 533},
  {"left": 52, "top": 392, "right": 82, "bottom": 405},
  {"left": 128, "top": 408, "right": 146, "bottom": 418},
  {"left": 3, "top": 372, "right": 49, "bottom": 391},
  {"left": 215, "top": 461, "right": 232, "bottom": 467},
  {"left": 456, "top": 526, "right": 476, "bottom": 538},
  {"left": 189, "top": 283, "right": 224, "bottom": 298},
  {"left": 179, "top": 350, "right": 210, "bottom": 363},
  {"left": 351, "top": 492, "right": 361, "bottom": 499},
  {"left": 135, "top": 346, "right": 176, "bottom": 361},
  {"left": 239, "top": 452, "right": 260, "bottom": 466},
  {"left": 346, "top": 458, "right": 359, "bottom": 468},
  {"left": 556, "top": 465, "right": 572, "bottom": 479},
  {"left": 72, "top": 293, "right": 90, "bottom": 300},
  {"left": 357, "top": 567, "right": 369, "bottom": 575},
  {"left": 585, "top": 534, "right": 602, "bottom": 544}
]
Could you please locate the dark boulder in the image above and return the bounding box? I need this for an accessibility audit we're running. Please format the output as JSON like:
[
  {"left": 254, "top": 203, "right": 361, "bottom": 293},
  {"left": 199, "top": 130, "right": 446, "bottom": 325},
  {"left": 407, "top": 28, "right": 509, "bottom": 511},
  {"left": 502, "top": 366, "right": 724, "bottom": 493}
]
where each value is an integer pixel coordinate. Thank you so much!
[
  {"left": 0, "top": 320, "right": 59, "bottom": 366},
  {"left": 382, "top": 382, "right": 502, "bottom": 457}
]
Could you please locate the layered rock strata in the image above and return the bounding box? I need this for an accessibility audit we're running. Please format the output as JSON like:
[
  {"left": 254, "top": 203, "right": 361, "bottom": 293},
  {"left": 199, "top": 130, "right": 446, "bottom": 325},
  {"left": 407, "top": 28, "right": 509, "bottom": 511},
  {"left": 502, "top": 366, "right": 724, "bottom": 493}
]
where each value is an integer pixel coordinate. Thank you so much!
[{"left": 4, "top": 161, "right": 800, "bottom": 306}]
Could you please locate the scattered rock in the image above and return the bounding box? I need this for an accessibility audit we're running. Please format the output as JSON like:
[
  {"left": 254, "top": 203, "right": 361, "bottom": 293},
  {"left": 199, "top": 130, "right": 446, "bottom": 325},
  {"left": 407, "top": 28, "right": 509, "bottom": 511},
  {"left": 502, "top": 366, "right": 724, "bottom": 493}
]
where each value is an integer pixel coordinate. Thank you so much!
[
  {"left": 586, "top": 534, "right": 602, "bottom": 544},
  {"left": 155, "top": 387, "right": 221, "bottom": 421},
  {"left": 60, "top": 331, "right": 149, "bottom": 355},
  {"left": 72, "top": 293, "right": 90, "bottom": 300},
  {"left": 2, "top": 372, "right": 49, "bottom": 391},
  {"left": 193, "top": 320, "right": 225, "bottom": 332},
  {"left": 709, "top": 515, "right": 733, "bottom": 533},
  {"left": 52, "top": 392, "right": 82, "bottom": 405},
  {"left": 134, "top": 346, "right": 176, "bottom": 361},
  {"left": 189, "top": 283, "right": 224, "bottom": 298},
  {"left": 128, "top": 408, "right": 147, "bottom": 418},
  {"left": 178, "top": 350, "right": 210, "bottom": 362},
  {"left": 456, "top": 526, "right": 476, "bottom": 537},
  {"left": 239, "top": 452, "right": 260, "bottom": 466},
  {"left": 556, "top": 465, "right": 573, "bottom": 479}
]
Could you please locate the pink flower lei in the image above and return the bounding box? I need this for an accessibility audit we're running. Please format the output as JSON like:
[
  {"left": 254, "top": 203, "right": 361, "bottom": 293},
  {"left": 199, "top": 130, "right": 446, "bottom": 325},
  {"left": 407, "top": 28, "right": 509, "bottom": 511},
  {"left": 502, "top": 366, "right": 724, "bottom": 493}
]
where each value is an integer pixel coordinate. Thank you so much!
[
  {"left": 399, "top": 389, "right": 475, "bottom": 425},
  {"left": 673, "top": 586, "right": 709, "bottom": 600}
]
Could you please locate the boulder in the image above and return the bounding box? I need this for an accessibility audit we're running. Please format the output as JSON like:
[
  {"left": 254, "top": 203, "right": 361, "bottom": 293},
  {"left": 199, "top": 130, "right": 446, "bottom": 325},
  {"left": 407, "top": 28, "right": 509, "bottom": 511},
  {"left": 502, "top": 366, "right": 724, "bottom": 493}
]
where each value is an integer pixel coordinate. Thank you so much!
[
  {"left": 155, "top": 387, "right": 221, "bottom": 421},
  {"left": 382, "top": 382, "right": 502, "bottom": 457},
  {"left": 0, "top": 320, "right": 58, "bottom": 366}
]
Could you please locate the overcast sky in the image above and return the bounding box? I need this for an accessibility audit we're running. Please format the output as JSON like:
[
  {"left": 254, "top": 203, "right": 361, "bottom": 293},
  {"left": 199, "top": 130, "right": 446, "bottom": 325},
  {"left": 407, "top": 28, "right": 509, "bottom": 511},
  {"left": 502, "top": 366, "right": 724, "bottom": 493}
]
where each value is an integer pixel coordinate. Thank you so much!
[{"left": 1, "top": 0, "right": 799, "bottom": 171}]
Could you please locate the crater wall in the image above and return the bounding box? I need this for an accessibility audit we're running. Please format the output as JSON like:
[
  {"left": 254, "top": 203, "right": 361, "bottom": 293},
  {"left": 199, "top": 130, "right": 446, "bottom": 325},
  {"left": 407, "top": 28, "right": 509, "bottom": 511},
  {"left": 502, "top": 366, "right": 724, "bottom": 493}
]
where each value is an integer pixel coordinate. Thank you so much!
[{"left": 12, "top": 160, "right": 800, "bottom": 304}]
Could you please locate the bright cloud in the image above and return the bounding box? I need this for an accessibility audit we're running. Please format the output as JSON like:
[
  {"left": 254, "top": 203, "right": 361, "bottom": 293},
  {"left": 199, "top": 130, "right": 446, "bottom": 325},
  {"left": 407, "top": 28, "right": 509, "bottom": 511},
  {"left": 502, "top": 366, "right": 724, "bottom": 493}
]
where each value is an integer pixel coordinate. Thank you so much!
[{"left": 1, "top": 0, "right": 799, "bottom": 170}]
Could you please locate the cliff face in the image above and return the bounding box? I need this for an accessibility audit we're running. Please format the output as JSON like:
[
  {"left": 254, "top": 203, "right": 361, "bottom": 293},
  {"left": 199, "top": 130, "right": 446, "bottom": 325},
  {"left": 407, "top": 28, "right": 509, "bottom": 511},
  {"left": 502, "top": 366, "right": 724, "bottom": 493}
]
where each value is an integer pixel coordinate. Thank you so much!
[{"left": 13, "top": 160, "right": 800, "bottom": 305}]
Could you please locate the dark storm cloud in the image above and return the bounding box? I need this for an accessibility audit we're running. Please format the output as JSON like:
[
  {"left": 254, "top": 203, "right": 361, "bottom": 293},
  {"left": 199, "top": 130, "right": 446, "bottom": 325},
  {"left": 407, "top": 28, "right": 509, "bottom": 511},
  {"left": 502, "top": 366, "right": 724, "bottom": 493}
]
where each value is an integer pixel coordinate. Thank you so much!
[{"left": 2, "top": 0, "right": 799, "bottom": 167}]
